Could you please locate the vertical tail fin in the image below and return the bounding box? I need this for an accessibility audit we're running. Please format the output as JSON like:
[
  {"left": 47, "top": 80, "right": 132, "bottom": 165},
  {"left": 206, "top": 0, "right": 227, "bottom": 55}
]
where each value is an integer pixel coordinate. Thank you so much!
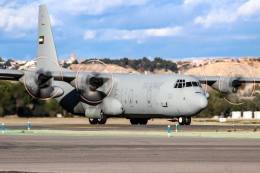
[{"left": 37, "top": 5, "right": 59, "bottom": 71}]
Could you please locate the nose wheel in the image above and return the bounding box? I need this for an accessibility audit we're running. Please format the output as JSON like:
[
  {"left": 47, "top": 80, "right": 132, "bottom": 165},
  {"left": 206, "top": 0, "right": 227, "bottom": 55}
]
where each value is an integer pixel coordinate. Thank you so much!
[
  {"left": 178, "top": 116, "right": 191, "bottom": 125},
  {"left": 89, "top": 114, "right": 107, "bottom": 125}
]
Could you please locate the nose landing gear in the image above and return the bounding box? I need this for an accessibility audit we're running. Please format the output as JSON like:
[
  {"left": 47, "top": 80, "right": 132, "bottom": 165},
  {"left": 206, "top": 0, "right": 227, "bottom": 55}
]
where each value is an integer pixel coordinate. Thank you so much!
[
  {"left": 89, "top": 118, "right": 98, "bottom": 125},
  {"left": 89, "top": 114, "right": 107, "bottom": 125},
  {"left": 178, "top": 116, "right": 191, "bottom": 125}
]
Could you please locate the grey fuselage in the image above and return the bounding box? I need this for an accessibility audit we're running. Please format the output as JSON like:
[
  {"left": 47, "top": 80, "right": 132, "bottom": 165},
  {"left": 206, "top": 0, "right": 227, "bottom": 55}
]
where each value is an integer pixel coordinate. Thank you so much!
[{"left": 54, "top": 73, "right": 208, "bottom": 119}]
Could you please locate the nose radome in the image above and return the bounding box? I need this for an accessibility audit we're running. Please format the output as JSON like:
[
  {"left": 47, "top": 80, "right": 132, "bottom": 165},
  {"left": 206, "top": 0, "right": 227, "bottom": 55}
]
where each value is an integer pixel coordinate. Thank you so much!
[{"left": 199, "top": 96, "right": 208, "bottom": 109}]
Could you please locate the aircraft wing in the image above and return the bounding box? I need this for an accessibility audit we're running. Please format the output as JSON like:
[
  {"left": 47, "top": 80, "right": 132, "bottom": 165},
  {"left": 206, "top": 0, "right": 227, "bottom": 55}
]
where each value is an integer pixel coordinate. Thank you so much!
[
  {"left": 51, "top": 71, "right": 112, "bottom": 82},
  {"left": 0, "top": 69, "right": 111, "bottom": 82},
  {"left": 1, "top": 69, "right": 260, "bottom": 87},
  {"left": 194, "top": 76, "right": 260, "bottom": 86},
  {"left": 0, "top": 69, "right": 24, "bottom": 80}
]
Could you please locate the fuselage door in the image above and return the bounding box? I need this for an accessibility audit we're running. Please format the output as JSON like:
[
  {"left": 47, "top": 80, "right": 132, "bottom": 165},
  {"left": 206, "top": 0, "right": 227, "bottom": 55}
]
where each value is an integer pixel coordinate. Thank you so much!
[
  {"left": 128, "top": 88, "right": 134, "bottom": 107},
  {"left": 146, "top": 85, "right": 152, "bottom": 107}
]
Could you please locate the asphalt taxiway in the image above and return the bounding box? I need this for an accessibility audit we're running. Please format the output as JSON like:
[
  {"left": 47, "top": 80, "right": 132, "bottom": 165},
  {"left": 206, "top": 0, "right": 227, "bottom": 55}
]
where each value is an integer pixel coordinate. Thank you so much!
[
  {"left": 0, "top": 135, "right": 260, "bottom": 173},
  {"left": 3, "top": 123, "right": 260, "bottom": 133},
  {"left": 0, "top": 119, "right": 260, "bottom": 173}
]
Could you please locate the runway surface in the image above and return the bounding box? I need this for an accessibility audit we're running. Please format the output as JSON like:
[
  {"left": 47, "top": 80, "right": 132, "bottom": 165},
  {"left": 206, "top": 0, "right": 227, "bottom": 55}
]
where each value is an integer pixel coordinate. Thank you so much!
[
  {"left": 1, "top": 125, "right": 260, "bottom": 173},
  {"left": 4, "top": 123, "right": 260, "bottom": 132}
]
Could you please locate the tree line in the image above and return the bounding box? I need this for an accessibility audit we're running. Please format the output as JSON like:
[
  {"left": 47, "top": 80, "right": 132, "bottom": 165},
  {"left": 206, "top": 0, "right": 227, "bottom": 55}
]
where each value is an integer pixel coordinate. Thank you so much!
[
  {"left": 82, "top": 57, "right": 178, "bottom": 73},
  {"left": 0, "top": 80, "right": 260, "bottom": 117}
]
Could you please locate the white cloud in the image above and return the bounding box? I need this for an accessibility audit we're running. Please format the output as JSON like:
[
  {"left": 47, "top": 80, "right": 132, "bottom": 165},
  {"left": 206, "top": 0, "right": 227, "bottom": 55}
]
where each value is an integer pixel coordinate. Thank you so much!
[
  {"left": 43, "top": 0, "right": 149, "bottom": 15},
  {"left": 0, "top": 0, "right": 149, "bottom": 36},
  {"left": 0, "top": 1, "right": 62, "bottom": 36},
  {"left": 194, "top": 0, "right": 260, "bottom": 27},
  {"left": 237, "top": 0, "right": 260, "bottom": 17},
  {"left": 84, "top": 30, "right": 96, "bottom": 39},
  {"left": 84, "top": 27, "right": 183, "bottom": 41},
  {"left": 183, "top": 0, "right": 207, "bottom": 6},
  {"left": 0, "top": 3, "right": 37, "bottom": 33},
  {"left": 194, "top": 10, "right": 237, "bottom": 27}
]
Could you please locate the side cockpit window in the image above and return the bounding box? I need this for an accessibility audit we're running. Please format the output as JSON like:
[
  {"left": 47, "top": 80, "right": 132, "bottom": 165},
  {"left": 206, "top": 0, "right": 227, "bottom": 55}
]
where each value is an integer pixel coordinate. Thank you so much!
[
  {"left": 192, "top": 81, "right": 201, "bottom": 87},
  {"left": 186, "top": 82, "right": 192, "bottom": 87},
  {"left": 192, "top": 82, "right": 198, "bottom": 87}
]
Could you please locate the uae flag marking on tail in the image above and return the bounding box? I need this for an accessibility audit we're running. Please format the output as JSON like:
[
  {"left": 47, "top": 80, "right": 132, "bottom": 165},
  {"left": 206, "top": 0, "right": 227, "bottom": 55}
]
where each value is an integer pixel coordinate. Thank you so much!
[{"left": 39, "top": 36, "right": 44, "bottom": 44}]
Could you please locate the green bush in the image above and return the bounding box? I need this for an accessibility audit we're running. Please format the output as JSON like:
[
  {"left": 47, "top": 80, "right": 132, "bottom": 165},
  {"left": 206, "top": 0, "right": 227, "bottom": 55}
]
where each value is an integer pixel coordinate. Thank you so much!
[
  {"left": 197, "top": 90, "right": 260, "bottom": 117},
  {"left": 0, "top": 81, "right": 63, "bottom": 117}
]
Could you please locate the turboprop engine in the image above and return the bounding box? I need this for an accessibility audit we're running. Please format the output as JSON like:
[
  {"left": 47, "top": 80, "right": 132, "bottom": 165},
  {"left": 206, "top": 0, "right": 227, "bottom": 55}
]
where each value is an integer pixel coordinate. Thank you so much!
[
  {"left": 211, "top": 77, "right": 243, "bottom": 94},
  {"left": 22, "top": 70, "right": 64, "bottom": 99},
  {"left": 74, "top": 72, "right": 113, "bottom": 104}
]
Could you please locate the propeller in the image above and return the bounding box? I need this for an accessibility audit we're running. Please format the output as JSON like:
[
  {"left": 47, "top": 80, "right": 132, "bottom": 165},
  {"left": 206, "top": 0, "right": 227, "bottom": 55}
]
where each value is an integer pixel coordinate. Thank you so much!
[
  {"left": 23, "top": 69, "right": 64, "bottom": 99},
  {"left": 72, "top": 59, "right": 114, "bottom": 105},
  {"left": 194, "top": 61, "right": 257, "bottom": 105},
  {"left": 212, "top": 76, "right": 255, "bottom": 105},
  {"left": 75, "top": 72, "right": 113, "bottom": 104}
]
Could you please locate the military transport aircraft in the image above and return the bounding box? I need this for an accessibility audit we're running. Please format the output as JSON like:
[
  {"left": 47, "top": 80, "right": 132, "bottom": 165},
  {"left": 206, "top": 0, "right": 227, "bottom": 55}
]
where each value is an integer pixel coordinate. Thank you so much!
[{"left": 0, "top": 5, "right": 259, "bottom": 125}]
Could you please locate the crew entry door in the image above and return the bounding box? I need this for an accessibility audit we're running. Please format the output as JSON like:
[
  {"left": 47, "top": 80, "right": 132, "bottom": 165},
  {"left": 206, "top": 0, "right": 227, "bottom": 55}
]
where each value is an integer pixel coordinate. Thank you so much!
[
  {"left": 146, "top": 86, "right": 152, "bottom": 107},
  {"left": 128, "top": 89, "right": 134, "bottom": 107},
  {"left": 174, "top": 79, "right": 187, "bottom": 115}
]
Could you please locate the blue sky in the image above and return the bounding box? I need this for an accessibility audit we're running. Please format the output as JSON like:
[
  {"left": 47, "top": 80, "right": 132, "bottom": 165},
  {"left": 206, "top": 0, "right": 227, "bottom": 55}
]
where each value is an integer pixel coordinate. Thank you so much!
[{"left": 0, "top": 0, "right": 260, "bottom": 60}]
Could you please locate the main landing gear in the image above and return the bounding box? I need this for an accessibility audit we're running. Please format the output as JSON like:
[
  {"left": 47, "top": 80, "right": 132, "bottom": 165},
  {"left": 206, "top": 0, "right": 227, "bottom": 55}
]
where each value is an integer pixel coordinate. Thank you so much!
[
  {"left": 178, "top": 116, "right": 191, "bottom": 126},
  {"left": 130, "top": 118, "right": 149, "bottom": 125},
  {"left": 89, "top": 116, "right": 107, "bottom": 125}
]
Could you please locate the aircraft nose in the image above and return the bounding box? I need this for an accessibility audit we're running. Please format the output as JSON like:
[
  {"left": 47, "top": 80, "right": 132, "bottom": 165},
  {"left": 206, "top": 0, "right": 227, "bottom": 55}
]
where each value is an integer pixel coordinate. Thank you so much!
[{"left": 199, "top": 96, "right": 208, "bottom": 109}]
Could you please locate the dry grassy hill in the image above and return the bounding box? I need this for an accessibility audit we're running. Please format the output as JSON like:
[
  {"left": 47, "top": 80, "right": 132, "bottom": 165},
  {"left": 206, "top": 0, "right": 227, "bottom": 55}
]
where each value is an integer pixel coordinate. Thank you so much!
[
  {"left": 69, "top": 58, "right": 260, "bottom": 77},
  {"left": 184, "top": 59, "right": 260, "bottom": 77},
  {"left": 70, "top": 64, "right": 138, "bottom": 74},
  {"left": 183, "top": 59, "right": 260, "bottom": 95}
]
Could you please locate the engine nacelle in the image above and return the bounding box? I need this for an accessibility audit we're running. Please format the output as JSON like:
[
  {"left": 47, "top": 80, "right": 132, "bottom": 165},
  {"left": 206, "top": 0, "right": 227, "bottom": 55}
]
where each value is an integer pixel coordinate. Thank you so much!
[
  {"left": 101, "top": 97, "right": 123, "bottom": 115},
  {"left": 211, "top": 77, "right": 242, "bottom": 94}
]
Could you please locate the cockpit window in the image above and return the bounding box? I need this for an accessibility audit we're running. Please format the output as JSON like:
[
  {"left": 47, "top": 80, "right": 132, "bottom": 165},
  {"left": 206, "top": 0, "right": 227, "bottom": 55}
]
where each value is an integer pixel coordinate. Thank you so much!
[
  {"left": 174, "top": 79, "right": 186, "bottom": 88},
  {"left": 186, "top": 82, "right": 192, "bottom": 87},
  {"left": 174, "top": 80, "right": 201, "bottom": 88}
]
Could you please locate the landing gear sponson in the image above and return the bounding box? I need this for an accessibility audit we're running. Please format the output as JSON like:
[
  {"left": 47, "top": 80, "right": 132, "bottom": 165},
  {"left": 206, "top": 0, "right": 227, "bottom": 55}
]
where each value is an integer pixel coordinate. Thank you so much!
[
  {"left": 178, "top": 116, "right": 191, "bottom": 126},
  {"left": 89, "top": 117, "right": 150, "bottom": 125},
  {"left": 129, "top": 118, "right": 149, "bottom": 125}
]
